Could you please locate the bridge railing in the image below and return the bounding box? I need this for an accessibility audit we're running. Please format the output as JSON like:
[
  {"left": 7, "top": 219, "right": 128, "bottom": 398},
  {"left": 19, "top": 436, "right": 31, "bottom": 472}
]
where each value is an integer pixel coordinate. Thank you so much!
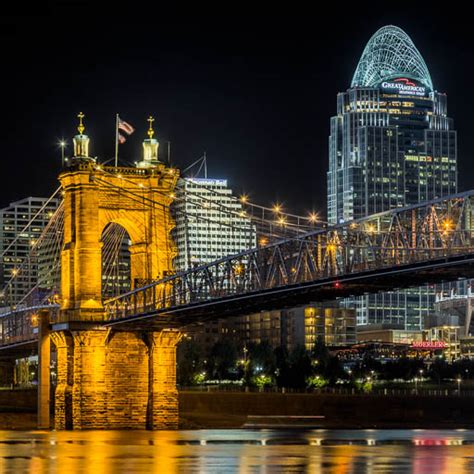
[
  {"left": 104, "top": 191, "right": 474, "bottom": 321},
  {"left": 0, "top": 305, "right": 59, "bottom": 348}
]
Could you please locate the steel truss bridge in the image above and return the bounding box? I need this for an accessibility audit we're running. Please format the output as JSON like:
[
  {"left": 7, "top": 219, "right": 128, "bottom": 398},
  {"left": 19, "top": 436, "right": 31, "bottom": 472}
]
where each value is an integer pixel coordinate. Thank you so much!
[{"left": 2, "top": 190, "right": 474, "bottom": 347}]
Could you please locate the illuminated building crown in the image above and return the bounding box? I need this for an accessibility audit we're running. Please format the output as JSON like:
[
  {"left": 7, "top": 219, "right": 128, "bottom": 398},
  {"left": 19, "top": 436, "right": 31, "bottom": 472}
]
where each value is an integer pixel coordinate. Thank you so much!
[{"left": 351, "top": 25, "right": 433, "bottom": 91}]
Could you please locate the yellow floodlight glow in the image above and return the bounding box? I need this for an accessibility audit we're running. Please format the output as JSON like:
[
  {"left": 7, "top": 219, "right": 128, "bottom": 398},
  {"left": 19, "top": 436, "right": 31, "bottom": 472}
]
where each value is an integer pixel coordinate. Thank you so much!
[
  {"left": 234, "top": 263, "right": 244, "bottom": 275},
  {"left": 30, "top": 313, "right": 39, "bottom": 327},
  {"left": 443, "top": 219, "right": 453, "bottom": 231},
  {"left": 240, "top": 194, "right": 248, "bottom": 204},
  {"left": 308, "top": 212, "right": 318, "bottom": 223},
  {"left": 273, "top": 203, "right": 282, "bottom": 213}
]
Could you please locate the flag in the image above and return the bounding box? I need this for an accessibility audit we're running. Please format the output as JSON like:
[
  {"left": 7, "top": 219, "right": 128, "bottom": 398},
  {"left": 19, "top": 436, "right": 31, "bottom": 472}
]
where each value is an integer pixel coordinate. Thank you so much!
[
  {"left": 118, "top": 117, "right": 135, "bottom": 135},
  {"left": 117, "top": 116, "right": 135, "bottom": 144}
]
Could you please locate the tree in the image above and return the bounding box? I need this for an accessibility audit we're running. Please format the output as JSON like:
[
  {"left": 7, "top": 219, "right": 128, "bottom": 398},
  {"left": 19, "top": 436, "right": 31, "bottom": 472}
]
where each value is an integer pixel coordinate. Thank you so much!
[
  {"left": 248, "top": 340, "right": 276, "bottom": 376},
  {"left": 176, "top": 338, "right": 205, "bottom": 386},
  {"left": 207, "top": 339, "right": 238, "bottom": 380},
  {"left": 275, "top": 345, "right": 313, "bottom": 389},
  {"left": 312, "top": 336, "right": 330, "bottom": 368},
  {"left": 323, "top": 355, "right": 344, "bottom": 384},
  {"left": 274, "top": 345, "right": 291, "bottom": 387}
]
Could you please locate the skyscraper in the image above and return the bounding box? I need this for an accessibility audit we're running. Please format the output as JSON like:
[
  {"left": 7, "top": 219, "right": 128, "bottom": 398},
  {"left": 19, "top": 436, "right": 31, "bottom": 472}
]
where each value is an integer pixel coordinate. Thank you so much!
[
  {"left": 172, "top": 177, "right": 256, "bottom": 272},
  {"left": 0, "top": 197, "right": 60, "bottom": 305},
  {"left": 328, "top": 26, "right": 457, "bottom": 329}
]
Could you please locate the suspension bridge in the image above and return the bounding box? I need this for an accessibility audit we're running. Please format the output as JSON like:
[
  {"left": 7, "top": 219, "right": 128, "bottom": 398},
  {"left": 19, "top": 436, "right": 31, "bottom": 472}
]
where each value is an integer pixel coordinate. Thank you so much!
[{"left": 1, "top": 114, "right": 474, "bottom": 430}]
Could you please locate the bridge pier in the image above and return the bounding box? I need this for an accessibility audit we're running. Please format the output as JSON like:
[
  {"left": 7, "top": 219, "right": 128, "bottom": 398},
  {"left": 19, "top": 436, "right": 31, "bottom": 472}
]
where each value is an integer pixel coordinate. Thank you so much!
[
  {"left": 37, "top": 310, "right": 51, "bottom": 429},
  {"left": 72, "top": 331, "right": 108, "bottom": 429},
  {"left": 148, "top": 330, "right": 182, "bottom": 429},
  {"left": 51, "top": 332, "right": 74, "bottom": 429},
  {"left": 50, "top": 328, "right": 181, "bottom": 430}
]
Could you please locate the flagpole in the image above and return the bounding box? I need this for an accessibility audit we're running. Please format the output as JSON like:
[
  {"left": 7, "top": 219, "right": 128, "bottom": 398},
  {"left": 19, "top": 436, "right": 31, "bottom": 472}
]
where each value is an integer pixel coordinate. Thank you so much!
[{"left": 114, "top": 113, "right": 119, "bottom": 168}]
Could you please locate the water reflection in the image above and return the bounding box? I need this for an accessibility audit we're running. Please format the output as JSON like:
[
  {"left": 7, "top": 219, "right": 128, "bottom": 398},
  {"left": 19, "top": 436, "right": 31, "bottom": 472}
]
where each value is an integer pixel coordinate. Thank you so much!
[{"left": 1, "top": 429, "right": 474, "bottom": 473}]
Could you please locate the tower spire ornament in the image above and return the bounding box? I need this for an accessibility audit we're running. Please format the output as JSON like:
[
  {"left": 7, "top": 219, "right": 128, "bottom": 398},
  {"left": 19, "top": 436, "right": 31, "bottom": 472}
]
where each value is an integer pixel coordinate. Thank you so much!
[
  {"left": 137, "top": 115, "right": 159, "bottom": 168},
  {"left": 77, "top": 112, "right": 86, "bottom": 135},
  {"left": 73, "top": 112, "right": 90, "bottom": 159},
  {"left": 147, "top": 115, "right": 155, "bottom": 139}
]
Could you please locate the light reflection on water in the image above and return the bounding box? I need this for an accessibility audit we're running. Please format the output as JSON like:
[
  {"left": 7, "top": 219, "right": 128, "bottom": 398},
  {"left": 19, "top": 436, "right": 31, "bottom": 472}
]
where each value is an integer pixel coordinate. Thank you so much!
[{"left": 1, "top": 429, "right": 474, "bottom": 473}]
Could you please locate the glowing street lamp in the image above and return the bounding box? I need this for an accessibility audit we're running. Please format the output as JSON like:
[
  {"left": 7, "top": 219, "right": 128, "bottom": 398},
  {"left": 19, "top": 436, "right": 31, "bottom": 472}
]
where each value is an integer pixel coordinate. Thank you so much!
[
  {"left": 59, "top": 139, "right": 67, "bottom": 167},
  {"left": 308, "top": 212, "right": 318, "bottom": 224},
  {"left": 443, "top": 219, "right": 453, "bottom": 231}
]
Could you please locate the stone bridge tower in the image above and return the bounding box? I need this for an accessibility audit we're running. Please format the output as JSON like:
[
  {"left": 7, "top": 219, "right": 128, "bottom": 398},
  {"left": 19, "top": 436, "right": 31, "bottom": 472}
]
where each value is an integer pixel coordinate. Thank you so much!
[{"left": 51, "top": 114, "right": 181, "bottom": 430}]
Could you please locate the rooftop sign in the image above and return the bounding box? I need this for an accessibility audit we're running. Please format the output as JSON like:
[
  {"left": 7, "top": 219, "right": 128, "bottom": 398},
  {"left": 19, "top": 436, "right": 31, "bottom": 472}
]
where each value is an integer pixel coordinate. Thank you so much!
[{"left": 380, "top": 77, "right": 426, "bottom": 96}]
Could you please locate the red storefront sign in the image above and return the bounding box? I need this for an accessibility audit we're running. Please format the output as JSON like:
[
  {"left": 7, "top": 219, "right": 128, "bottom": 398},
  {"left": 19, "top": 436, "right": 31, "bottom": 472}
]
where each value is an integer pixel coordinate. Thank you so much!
[{"left": 411, "top": 341, "right": 447, "bottom": 350}]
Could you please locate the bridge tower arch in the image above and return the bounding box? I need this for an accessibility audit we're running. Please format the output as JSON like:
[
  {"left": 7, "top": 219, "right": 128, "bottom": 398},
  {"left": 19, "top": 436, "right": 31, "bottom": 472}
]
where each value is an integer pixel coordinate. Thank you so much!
[{"left": 51, "top": 114, "right": 181, "bottom": 430}]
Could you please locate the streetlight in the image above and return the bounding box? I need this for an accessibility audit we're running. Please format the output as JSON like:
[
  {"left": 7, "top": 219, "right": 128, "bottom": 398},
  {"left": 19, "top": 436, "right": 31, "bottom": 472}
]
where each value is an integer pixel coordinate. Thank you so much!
[
  {"left": 59, "top": 139, "right": 67, "bottom": 167},
  {"left": 457, "top": 377, "right": 462, "bottom": 395},
  {"left": 272, "top": 203, "right": 282, "bottom": 214}
]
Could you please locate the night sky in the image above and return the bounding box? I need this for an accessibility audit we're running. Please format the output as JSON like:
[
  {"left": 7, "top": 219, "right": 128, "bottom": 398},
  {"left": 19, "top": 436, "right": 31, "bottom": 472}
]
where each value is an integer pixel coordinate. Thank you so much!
[{"left": 0, "top": 5, "right": 472, "bottom": 218}]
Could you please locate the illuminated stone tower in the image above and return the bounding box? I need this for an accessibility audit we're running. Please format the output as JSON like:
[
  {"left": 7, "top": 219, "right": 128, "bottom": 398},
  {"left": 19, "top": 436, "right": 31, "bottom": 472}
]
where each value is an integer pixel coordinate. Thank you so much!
[{"left": 52, "top": 113, "right": 181, "bottom": 430}]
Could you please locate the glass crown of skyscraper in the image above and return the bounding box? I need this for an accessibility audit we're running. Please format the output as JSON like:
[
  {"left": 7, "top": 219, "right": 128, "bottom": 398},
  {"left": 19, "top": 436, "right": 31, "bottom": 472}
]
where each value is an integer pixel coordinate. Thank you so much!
[{"left": 351, "top": 25, "right": 433, "bottom": 91}]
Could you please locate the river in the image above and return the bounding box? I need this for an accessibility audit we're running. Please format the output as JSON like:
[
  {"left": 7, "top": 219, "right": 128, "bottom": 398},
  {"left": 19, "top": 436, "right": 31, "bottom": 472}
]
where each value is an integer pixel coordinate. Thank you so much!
[{"left": 1, "top": 429, "right": 474, "bottom": 473}]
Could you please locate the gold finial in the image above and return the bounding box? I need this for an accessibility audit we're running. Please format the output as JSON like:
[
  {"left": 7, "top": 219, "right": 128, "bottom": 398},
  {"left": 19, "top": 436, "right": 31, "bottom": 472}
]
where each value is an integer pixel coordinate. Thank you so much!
[
  {"left": 147, "top": 115, "right": 155, "bottom": 139},
  {"left": 77, "top": 111, "right": 85, "bottom": 135}
]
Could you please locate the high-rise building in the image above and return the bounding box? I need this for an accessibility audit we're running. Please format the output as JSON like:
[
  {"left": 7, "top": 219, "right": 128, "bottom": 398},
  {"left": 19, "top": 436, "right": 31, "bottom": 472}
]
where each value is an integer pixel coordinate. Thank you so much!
[
  {"left": 172, "top": 177, "right": 256, "bottom": 271},
  {"left": 233, "top": 304, "right": 356, "bottom": 351},
  {"left": 0, "top": 197, "right": 60, "bottom": 305},
  {"left": 328, "top": 26, "right": 457, "bottom": 329},
  {"left": 185, "top": 304, "right": 356, "bottom": 353}
]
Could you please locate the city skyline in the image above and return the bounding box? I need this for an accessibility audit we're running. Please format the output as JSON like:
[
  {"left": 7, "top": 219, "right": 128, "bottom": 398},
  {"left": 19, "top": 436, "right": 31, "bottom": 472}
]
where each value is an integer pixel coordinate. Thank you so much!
[
  {"left": 4, "top": 9, "right": 474, "bottom": 460},
  {"left": 0, "top": 7, "right": 472, "bottom": 217}
]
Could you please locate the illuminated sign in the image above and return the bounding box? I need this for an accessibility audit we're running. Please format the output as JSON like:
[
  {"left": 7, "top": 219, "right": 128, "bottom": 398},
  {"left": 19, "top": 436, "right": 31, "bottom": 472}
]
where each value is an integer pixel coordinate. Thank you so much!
[
  {"left": 380, "top": 78, "right": 426, "bottom": 97},
  {"left": 411, "top": 341, "right": 447, "bottom": 349},
  {"left": 188, "top": 178, "right": 227, "bottom": 186}
]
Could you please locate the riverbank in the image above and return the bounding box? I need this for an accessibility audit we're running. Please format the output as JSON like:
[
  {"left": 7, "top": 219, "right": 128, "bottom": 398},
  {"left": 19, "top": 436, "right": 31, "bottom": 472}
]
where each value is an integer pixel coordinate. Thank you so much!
[
  {"left": 178, "top": 391, "right": 474, "bottom": 429},
  {"left": 2, "top": 389, "right": 474, "bottom": 430}
]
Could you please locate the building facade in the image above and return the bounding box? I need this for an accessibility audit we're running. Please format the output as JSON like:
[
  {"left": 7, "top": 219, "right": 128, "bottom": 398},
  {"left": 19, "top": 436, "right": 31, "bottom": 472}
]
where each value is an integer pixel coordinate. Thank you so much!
[
  {"left": 328, "top": 25, "right": 457, "bottom": 330},
  {"left": 0, "top": 197, "right": 60, "bottom": 306},
  {"left": 172, "top": 177, "right": 256, "bottom": 271},
  {"left": 237, "top": 304, "right": 356, "bottom": 352}
]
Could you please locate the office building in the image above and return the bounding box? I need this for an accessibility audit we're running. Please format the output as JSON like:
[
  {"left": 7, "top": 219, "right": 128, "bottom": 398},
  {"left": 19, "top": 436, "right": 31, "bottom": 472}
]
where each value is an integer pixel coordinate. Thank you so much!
[
  {"left": 0, "top": 197, "right": 59, "bottom": 306},
  {"left": 172, "top": 177, "right": 256, "bottom": 271},
  {"left": 328, "top": 25, "right": 457, "bottom": 329}
]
